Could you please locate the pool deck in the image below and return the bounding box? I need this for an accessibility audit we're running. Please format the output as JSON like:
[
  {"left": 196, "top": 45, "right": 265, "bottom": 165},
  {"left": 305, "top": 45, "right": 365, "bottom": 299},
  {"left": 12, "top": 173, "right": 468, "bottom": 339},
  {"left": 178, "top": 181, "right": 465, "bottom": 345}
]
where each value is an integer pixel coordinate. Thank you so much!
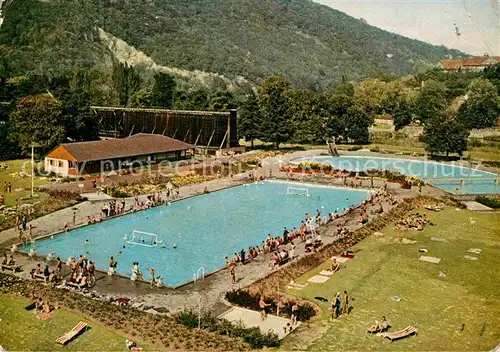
[{"left": 0, "top": 149, "right": 462, "bottom": 316}]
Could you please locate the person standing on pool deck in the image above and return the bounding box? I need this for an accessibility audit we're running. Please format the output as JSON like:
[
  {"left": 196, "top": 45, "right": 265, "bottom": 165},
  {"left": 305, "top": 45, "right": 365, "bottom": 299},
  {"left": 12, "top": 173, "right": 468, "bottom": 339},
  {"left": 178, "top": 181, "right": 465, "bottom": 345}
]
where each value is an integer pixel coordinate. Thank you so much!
[
  {"left": 240, "top": 249, "right": 246, "bottom": 265},
  {"left": 230, "top": 263, "right": 236, "bottom": 284},
  {"left": 149, "top": 267, "right": 155, "bottom": 287},
  {"left": 282, "top": 227, "right": 289, "bottom": 244},
  {"left": 108, "top": 256, "right": 117, "bottom": 275}
]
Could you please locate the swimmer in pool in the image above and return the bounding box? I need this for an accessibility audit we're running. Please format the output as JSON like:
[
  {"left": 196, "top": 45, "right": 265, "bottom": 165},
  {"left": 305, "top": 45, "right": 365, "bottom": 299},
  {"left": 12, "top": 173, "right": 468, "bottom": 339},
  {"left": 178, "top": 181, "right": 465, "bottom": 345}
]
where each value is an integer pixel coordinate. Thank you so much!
[
  {"left": 173, "top": 243, "right": 177, "bottom": 249},
  {"left": 84, "top": 239, "right": 89, "bottom": 245},
  {"left": 161, "top": 243, "right": 167, "bottom": 248}
]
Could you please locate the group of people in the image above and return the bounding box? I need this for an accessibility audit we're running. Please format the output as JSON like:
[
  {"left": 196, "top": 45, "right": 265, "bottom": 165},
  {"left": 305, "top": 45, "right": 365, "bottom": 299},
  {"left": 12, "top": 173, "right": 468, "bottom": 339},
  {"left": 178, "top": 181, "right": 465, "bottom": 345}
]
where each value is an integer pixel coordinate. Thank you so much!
[
  {"left": 102, "top": 199, "right": 127, "bottom": 218},
  {"left": 248, "top": 172, "right": 266, "bottom": 182},
  {"left": 33, "top": 297, "right": 56, "bottom": 314},
  {"left": 395, "top": 212, "right": 431, "bottom": 231},
  {"left": 1, "top": 253, "right": 16, "bottom": 267},
  {"left": 331, "top": 290, "right": 350, "bottom": 319},
  {"left": 65, "top": 255, "right": 96, "bottom": 287},
  {"left": 127, "top": 261, "right": 162, "bottom": 287},
  {"left": 2, "top": 181, "right": 12, "bottom": 193}
]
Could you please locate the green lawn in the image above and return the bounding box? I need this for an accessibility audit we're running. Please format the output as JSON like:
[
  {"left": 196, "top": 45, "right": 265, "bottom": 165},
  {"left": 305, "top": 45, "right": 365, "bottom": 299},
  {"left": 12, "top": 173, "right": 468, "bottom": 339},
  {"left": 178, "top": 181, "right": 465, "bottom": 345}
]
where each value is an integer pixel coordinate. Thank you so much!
[
  {"left": 282, "top": 208, "right": 500, "bottom": 351},
  {"left": 0, "top": 295, "right": 149, "bottom": 351},
  {"left": 0, "top": 159, "right": 49, "bottom": 207}
]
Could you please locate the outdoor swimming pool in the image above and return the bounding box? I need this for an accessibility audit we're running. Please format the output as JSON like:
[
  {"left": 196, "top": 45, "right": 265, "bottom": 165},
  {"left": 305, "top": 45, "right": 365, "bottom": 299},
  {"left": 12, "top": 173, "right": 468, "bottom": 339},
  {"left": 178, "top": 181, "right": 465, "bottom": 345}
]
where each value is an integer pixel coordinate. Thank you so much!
[
  {"left": 294, "top": 156, "right": 499, "bottom": 194},
  {"left": 23, "top": 180, "right": 370, "bottom": 286}
]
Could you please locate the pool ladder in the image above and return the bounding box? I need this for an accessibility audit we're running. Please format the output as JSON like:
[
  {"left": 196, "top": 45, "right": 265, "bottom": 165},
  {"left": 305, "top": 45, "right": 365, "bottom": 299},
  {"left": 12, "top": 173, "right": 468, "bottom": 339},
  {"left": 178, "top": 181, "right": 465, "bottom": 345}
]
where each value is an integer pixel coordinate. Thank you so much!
[{"left": 193, "top": 266, "right": 205, "bottom": 283}]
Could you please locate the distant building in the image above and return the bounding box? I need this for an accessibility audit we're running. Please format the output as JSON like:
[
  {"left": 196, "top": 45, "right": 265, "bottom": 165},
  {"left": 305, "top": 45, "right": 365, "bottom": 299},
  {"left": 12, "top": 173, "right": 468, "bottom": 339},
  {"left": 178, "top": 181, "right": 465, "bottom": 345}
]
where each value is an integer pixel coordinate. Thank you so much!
[
  {"left": 440, "top": 55, "right": 500, "bottom": 72},
  {"left": 44, "top": 134, "right": 194, "bottom": 177}
]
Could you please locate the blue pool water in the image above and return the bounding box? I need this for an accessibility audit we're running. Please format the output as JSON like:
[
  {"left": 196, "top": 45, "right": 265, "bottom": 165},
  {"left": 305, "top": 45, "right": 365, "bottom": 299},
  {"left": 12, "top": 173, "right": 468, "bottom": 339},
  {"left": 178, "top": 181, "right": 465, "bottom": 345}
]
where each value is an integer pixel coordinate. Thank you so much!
[
  {"left": 24, "top": 180, "right": 370, "bottom": 286},
  {"left": 294, "top": 156, "right": 499, "bottom": 195}
]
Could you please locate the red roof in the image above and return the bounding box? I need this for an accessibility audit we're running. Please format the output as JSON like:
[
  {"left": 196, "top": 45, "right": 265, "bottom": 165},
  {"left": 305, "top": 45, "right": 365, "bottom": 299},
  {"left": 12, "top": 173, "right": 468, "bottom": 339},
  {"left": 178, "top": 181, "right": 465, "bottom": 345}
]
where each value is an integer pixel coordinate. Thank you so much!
[
  {"left": 441, "top": 59, "right": 463, "bottom": 70},
  {"left": 441, "top": 56, "right": 500, "bottom": 70},
  {"left": 46, "top": 134, "right": 194, "bottom": 162}
]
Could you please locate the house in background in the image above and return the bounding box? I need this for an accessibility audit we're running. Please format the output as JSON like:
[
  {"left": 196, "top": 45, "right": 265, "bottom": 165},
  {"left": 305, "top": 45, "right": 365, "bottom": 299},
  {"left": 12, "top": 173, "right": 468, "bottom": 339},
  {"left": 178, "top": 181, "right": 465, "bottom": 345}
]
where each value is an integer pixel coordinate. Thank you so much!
[
  {"left": 440, "top": 55, "right": 500, "bottom": 72},
  {"left": 44, "top": 134, "right": 194, "bottom": 177}
]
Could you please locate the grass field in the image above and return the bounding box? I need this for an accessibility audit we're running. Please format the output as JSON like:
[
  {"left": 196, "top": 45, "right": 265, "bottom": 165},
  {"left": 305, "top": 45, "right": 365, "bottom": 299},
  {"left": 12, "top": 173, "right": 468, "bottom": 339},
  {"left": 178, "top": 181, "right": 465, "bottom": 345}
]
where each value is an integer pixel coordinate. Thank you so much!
[
  {"left": 0, "top": 160, "right": 49, "bottom": 207},
  {"left": 282, "top": 207, "right": 500, "bottom": 351},
  {"left": 0, "top": 295, "right": 149, "bottom": 351}
]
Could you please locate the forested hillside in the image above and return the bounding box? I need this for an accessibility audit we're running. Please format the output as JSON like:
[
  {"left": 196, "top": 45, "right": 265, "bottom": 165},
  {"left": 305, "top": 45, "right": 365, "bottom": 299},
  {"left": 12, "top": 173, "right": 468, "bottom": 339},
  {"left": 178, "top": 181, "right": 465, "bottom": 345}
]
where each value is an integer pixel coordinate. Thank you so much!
[{"left": 0, "top": 0, "right": 465, "bottom": 90}]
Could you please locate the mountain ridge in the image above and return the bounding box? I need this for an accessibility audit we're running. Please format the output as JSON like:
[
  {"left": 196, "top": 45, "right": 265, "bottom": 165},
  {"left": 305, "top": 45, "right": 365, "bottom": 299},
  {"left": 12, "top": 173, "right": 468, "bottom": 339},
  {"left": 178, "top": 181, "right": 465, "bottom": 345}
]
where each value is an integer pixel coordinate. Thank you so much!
[{"left": 0, "top": 0, "right": 466, "bottom": 91}]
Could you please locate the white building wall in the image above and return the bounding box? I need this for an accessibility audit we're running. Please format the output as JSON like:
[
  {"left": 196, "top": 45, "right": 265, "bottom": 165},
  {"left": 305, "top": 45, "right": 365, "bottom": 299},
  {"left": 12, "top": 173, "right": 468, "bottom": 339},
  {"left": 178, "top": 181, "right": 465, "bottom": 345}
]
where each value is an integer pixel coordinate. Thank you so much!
[{"left": 44, "top": 158, "right": 69, "bottom": 177}]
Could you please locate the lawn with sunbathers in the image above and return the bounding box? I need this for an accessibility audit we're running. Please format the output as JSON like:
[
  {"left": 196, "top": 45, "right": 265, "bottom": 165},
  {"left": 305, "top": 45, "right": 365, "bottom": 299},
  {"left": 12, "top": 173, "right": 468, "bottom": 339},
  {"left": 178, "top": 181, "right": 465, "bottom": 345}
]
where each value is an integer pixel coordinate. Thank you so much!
[
  {"left": 0, "top": 295, "right": 149, "bottom": 351},
  {"left": 281, "top": 207, "right": 500, "bottom": 351}
]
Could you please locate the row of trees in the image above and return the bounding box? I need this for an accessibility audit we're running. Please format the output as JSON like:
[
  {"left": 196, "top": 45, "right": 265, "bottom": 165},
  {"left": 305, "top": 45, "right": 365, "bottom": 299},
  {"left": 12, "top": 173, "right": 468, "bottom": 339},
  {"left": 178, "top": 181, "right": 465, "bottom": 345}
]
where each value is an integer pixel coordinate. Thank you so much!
[
  {"left": 0, "top": 65, "right": 239, "bottom": 159},
  {"left": 238, "top": 71, "right": 500, "bottom": 153},
  {"left": 1, "top": 63, "right": 499, "bottom": 159},
  {"left": 238, "top": 76, "right": 376, "bottom": 147}
]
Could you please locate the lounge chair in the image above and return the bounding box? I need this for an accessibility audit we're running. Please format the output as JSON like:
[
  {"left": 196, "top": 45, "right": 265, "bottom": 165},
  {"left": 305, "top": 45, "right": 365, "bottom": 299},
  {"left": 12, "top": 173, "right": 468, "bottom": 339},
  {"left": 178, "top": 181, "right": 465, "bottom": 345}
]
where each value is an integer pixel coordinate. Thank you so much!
[
  {"left": 378, "top": 325, "right": 417, "bottom": 341},
  {"left": 1, "top": 264, "right": 22, "bottom": 272},
  {"left": 55, "top": 321, "right": 88, "bottom": 345}
]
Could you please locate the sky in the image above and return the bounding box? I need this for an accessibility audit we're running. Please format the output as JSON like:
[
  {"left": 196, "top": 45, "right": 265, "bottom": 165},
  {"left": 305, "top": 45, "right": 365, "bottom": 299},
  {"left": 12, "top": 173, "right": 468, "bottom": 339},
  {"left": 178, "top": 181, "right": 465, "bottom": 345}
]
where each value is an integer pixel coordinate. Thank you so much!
[{"left": 314, "top": 0, "right": 499, "bottom": 56}]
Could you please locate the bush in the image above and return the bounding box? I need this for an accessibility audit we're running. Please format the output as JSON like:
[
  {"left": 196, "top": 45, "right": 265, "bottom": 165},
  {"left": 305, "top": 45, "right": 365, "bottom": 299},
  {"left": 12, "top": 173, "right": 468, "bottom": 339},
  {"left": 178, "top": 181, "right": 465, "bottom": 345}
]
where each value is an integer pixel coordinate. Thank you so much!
[
  {"left": 46, "top": 189, "right": 84, "bottom": 201},
  {"left": 347, "top": 145, "right": 362, "bottom": 151},
  {"left": 176, "top": 309, "right": 280, "bottom": 349},
  {"left": 298, "top": 161, "right": 333, "bottom": 171},
  {"left": 363, "top": 169, "right": 405, "bottom": 181},
  {"left": 177, "top": 309, "right": 199, "bottom": 328},
  {"left": 475, "top": 196, "right": 500, "bottom": 209}
]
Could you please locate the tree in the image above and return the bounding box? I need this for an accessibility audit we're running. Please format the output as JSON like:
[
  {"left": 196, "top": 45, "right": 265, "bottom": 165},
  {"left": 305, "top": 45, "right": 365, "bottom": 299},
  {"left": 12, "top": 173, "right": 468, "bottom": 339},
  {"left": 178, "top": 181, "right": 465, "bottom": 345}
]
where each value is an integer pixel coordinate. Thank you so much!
[
  {"left": 483, "top": 63, "right": 500, "bottom": 94},
  {"left": 289, "top": 88, "right": 325, "bottom": 143},
  {"left": 258, "top": 76, "right": 295, "bottom": 148},
  {"left": 457, "top": 78, "right": 500, "bottom": 129},
  {"left": 414, "top": 80, "right": 448, "bottom": 122},
  {"left": 0, "top": 120, "right": 21, "bottom": 160},
  {"left": 59, "top": 88, "right": 98, "bottom": 142},
  {"left": 11, "top": 94, "right": 65, "bottom": 154},
  {"left": 209, "top": 91, "right": 236, "bottom": 111},
  {"left": 423, "top": 111, "right": 470, "bottom": 157},
  {"left": 238, "top": 92, "right": 262, "bottom": 148},
  {"left": 324, "top": 94, "right": 354, "bottom": 141},
  {"left": 130, "top": 87, "right": 153, "bottom": 108},
  {"left": 151, "top": 72, "right": 176, "bottom": 108},
  {"left": 112, "top": 61, "right": 141, "bottom": 106},
  {"left": 343, "top": 104, "right": 373, "bottom": 144},
  {"left": 393, "top": 100, "right": 413, "bottom": 130},
  {"left": 353, "top": 78, "right": 387, "bottom": 117}
]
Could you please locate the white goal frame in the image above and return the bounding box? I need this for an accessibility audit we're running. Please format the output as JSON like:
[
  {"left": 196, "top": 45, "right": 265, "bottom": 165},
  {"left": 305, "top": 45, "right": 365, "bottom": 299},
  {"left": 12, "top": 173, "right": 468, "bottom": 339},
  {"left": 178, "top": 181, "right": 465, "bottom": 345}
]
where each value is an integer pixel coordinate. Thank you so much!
[
  {"left": 286, "top": 187, "right": 310, "bottom": 197},
  {"left": 126, "top": 230, "right": 158, "bottom": 247}
]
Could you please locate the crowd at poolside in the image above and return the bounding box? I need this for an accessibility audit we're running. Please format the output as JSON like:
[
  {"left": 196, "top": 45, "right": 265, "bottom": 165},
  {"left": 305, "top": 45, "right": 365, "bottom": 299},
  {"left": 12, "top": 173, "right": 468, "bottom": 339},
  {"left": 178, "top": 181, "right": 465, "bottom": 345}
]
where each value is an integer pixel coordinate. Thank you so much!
[
  {"left": 224, "top": 186, "right": 395, "bottom": 283},
  {"left": 85, "top": 189, "right": 181, "bottom": 225}
]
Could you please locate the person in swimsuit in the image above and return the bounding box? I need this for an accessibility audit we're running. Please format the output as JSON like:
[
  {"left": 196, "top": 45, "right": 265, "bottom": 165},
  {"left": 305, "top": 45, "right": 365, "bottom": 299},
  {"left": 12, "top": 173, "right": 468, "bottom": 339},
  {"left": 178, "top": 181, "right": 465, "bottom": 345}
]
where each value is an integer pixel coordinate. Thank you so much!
[
  {"left": 149, "top": 267, "right": 155, "bottom": 287},
  {"left": 230, "top": 263, "right": 236, "bottom": 284},
  {"left": 259, "top": 296, "right": 271, "bottom": 321},
  {"left": 291, "top": 303, "right": 299, "bottom": 325},
  {"left": 342, "top": 290, "right": 349, "bottom": 315}
]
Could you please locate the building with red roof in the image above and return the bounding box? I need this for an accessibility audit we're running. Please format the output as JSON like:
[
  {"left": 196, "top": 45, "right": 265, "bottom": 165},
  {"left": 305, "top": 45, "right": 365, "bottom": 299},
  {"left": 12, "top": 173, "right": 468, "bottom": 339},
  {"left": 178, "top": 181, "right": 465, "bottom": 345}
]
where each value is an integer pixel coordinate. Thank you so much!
[
  {"left": 44, "top": 134, "right": 194, "bottom": 176},
  {"left": 440, "top": 55, "right": 500, "bottom": 72}
]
